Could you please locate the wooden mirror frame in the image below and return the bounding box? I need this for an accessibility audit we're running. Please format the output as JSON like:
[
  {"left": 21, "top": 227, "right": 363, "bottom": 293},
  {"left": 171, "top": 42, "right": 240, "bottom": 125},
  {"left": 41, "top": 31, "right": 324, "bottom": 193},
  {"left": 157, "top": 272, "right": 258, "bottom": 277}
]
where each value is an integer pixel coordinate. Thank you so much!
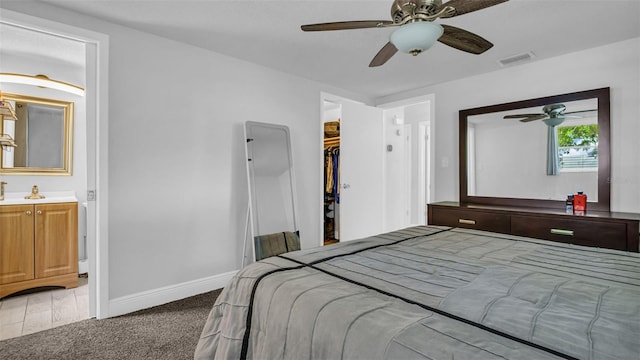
[{"left": 459, "top": 87, "right": 610, "bottom": 211}]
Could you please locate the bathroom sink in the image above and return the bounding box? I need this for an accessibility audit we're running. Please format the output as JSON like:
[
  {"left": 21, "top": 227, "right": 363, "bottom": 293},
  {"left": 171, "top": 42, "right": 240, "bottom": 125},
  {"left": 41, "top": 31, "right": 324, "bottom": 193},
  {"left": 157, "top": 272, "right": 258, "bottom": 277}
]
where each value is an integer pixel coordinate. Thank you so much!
[{"left": 0, "top": 191, "right": 78, "bottom": 205}]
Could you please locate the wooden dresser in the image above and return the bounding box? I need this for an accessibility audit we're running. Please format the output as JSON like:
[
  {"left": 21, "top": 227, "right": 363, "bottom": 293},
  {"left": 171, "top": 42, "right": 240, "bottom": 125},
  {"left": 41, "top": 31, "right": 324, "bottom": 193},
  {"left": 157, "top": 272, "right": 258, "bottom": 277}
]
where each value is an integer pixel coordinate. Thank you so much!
[{"left": 428, "top": 201, "right": 640, "bottom": 252}]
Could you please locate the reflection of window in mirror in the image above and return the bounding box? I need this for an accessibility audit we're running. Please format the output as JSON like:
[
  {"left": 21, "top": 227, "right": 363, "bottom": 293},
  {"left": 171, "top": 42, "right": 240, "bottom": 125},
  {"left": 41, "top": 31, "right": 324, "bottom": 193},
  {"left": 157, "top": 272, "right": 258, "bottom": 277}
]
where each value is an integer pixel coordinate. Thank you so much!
[
  {"left": 558, "top": 124, "right": 598, "bottom": 172},
  {"left": 0, "top": 93, "right": 73, "bottom": 175}
]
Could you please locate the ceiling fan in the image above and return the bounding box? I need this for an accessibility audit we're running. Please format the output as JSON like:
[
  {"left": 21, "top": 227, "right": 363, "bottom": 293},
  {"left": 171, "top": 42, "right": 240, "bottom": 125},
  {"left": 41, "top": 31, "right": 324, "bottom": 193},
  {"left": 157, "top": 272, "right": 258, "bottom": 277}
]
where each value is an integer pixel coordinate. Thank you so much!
[
  {"left": 504, "top": 104, "right": 597, "bottom": 124},
  {"left": 301, "top": 0, "right": 509, "bottom": 67}
]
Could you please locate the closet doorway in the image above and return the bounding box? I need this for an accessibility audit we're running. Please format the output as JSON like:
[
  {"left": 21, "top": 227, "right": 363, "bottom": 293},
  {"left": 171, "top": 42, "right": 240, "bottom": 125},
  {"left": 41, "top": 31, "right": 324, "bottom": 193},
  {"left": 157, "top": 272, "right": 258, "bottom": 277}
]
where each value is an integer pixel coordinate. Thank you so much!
[
  {"left": 321, "top": 94, "right": 384, "bottom": 245},
  {"left": 323, "top": 101, "right": 340, "bottom": 245}
]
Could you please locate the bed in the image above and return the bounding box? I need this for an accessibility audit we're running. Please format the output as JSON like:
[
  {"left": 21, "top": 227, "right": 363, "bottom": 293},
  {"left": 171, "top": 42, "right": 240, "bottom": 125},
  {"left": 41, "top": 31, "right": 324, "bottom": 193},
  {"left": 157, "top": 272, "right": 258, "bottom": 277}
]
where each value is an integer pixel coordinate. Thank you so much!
[{"left": 195, "top": 226, "right": 640, "bottom": 359}]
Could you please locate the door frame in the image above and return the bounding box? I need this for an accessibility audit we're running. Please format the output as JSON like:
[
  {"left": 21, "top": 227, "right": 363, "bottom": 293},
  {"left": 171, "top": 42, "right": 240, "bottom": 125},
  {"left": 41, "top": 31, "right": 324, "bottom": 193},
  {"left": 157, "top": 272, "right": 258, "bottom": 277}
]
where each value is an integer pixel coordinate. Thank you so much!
[
  {"left": 320, "top": 92, "right": 384, "bottom": 245},
  {"left": 378, "top": 94, "right": 435, "bottom": 226},
  {"left": 418, "top": 120, "right": 431, "bottom": 224},
  {"left": 0, "top": 9, "right": 111, "bottom": 318}
]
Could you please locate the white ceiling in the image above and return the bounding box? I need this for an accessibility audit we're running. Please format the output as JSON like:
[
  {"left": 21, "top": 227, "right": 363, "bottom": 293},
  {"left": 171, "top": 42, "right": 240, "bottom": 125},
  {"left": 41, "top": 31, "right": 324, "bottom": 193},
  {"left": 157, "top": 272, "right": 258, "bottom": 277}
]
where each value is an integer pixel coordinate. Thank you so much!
[{"left": 11, "top": 0, "right": 640, "bottom": 99}]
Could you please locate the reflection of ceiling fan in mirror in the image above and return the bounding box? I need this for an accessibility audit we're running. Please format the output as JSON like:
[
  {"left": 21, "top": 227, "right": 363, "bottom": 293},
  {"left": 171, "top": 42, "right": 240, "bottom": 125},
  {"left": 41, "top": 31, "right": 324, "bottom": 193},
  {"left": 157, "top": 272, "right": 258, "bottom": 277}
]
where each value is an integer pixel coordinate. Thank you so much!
[
  {"left": 504, "top": 104, "right": 598, "bottom": 125},
  {"left": 301, "top": 0, "right": 509, "bottom": 67}
]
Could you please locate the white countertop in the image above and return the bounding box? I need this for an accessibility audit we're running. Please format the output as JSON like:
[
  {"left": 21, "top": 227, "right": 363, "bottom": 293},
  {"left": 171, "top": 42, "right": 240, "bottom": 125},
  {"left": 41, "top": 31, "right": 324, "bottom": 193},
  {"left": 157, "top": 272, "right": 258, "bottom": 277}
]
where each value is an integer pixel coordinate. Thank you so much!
[{"left": 0, "top": 191, "right": 78, "bottom": 205}]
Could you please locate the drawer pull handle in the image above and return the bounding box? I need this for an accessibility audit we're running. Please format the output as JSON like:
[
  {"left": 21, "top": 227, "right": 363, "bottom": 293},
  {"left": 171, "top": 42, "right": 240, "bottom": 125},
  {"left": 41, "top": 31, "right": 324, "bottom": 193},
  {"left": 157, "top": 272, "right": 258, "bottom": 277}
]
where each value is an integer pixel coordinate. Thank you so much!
[
  {"left": 459, "top": 219, "right": 476, "bottom": 225},
  {"left": 551, "top": 229, "right": 574, "bottom": 236}
]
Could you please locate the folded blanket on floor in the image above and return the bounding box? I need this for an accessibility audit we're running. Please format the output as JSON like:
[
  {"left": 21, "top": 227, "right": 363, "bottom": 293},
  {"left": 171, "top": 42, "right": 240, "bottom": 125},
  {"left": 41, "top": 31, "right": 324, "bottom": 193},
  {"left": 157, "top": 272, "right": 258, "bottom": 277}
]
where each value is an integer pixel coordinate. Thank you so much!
[{"left": 254, "top": 231, "right": 300, "bottom": 260}]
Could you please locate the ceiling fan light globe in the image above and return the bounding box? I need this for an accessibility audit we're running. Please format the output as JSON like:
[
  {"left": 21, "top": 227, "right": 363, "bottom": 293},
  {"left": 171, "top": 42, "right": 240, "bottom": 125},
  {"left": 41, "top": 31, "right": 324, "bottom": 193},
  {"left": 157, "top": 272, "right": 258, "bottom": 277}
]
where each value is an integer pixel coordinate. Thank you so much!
[
  {"left": 543, "top": 117, "right": 565, "bottom": 127},
  {"left": 389, "top": 22, "right": 443, "bottom": 55}
]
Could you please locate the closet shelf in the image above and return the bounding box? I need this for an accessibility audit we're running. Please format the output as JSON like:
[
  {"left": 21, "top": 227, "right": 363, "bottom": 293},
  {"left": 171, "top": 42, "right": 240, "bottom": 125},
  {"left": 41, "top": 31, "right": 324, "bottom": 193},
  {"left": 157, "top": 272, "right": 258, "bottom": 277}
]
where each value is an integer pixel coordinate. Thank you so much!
[{"left": 324, "top": 137, "right": 340, "bottom": 148}]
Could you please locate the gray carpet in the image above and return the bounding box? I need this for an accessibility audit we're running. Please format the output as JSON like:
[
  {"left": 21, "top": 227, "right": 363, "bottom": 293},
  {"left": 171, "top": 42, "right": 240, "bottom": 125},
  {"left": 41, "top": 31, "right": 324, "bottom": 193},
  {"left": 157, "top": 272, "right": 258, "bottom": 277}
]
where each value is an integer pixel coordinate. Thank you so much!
[{"left": 0, "top": 289, "right": 222, "bottom": 360}]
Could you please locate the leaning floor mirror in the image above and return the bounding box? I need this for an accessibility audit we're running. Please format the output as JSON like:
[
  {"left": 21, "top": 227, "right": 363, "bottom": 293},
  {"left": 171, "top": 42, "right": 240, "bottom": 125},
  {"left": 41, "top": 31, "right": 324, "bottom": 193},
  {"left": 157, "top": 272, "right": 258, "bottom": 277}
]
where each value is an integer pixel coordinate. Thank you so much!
[{"left": 244, "top": 121, "right": 300, "bottom": 265}]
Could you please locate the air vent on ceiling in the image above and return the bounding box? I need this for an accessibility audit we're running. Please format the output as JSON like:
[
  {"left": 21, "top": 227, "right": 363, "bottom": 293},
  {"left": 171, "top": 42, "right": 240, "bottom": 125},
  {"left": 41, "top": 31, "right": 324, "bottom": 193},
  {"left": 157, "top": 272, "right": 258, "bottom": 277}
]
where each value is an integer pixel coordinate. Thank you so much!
[{"left": 498, "top": 52, "right": 536, "bottom": 67}]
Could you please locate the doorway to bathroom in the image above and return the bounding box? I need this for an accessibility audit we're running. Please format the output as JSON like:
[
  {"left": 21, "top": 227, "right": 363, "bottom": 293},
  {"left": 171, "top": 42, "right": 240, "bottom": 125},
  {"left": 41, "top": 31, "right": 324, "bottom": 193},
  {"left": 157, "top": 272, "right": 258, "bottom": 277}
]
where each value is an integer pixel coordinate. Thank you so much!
[{"left": 0, "top": 8, "right": 110, "bottom": 330}]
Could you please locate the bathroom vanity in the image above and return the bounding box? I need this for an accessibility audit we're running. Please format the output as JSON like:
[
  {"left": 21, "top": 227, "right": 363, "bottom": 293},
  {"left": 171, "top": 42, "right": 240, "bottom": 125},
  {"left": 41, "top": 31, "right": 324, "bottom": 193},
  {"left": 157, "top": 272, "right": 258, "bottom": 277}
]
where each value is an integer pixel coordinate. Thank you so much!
[{"left": 0, "top": 192, "right": 78, "bottom": 298}]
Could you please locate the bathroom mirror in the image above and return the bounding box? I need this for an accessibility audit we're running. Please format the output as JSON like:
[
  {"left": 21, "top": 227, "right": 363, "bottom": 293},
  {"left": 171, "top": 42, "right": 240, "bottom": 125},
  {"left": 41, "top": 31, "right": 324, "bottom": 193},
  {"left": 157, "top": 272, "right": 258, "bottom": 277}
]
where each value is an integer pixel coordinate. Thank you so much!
[
  {"left": 0, "top": 93, "right": 74, "bottom": 175},
  {"left": 460, "top": 87, "right": 610, "bottom": 211},
  {"left": 244, "top": 121, "right": 299, "bottom": 262}
]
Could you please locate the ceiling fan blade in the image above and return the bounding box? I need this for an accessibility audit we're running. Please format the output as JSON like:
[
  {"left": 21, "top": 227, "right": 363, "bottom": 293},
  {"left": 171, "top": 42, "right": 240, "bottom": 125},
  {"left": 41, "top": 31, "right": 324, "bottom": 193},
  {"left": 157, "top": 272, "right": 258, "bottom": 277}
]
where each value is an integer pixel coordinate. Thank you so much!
[
  {"left": 504, "top": 113, "right": 545, "bottom": 119},
  {"left": 369, "top": 42, "right": 398, "bottom": 67},
  {"left": 504, "top": 114, "right": 548, "bottom": 122},
  {"left": 563, "top": 109, "right": 598, "bottom": 115},
  {"left": 520, "top": 115, "right": 549, "bottom": 122},
  {"left": 301, "top": 20, "right": 395, "bottom": 32},
  {"left": 439, "top": 0, "right": 509, "bottom": 18},
  {"left": 438, "top": 25, "right": 493, "bottom": 54}
]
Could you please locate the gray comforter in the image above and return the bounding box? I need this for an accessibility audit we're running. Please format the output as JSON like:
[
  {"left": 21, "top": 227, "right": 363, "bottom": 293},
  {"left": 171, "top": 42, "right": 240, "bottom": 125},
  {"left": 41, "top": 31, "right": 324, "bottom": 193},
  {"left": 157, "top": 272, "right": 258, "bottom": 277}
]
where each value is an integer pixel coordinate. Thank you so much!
[{"left": 195, "top": 226, "right": 640, "bottom": 359}]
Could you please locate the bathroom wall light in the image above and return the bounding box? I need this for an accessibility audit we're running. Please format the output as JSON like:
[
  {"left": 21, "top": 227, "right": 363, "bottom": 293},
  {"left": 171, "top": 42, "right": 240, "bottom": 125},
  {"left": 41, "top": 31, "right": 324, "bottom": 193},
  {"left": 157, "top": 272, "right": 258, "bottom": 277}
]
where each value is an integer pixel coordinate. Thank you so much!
[
  {"left": 0, "top": 100, "right": 17, "bottom": 120},
  {"left": 0, "top": 91, "right": 17, "bottom": 120},
  {"left": 0, "top": 134, "right": 17, "bottom": 149},
  {"left": 1, "top": 91, "right": 18, "bottom": 150},
  {"left": 0, "top": 73, "right": 85, "bottom": 96}
]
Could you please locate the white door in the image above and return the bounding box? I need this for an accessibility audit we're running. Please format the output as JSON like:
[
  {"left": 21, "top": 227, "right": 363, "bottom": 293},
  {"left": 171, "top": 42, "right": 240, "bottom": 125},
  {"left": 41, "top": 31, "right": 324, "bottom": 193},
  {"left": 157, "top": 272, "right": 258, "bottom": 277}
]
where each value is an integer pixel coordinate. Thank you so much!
[{"left": 339, "top": 100, "right": 384, "bottom": 241}]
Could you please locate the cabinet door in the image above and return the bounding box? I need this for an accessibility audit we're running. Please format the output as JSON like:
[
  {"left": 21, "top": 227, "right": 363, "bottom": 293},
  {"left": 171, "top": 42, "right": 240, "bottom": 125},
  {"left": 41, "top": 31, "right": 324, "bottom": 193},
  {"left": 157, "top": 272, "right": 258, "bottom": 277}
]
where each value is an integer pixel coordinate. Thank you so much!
[
  {"left": 35, "top": 203, "right": 78, "bottom": 278},
  {"left": 0, "top": 205, "right": 35, "bottom": 284}
]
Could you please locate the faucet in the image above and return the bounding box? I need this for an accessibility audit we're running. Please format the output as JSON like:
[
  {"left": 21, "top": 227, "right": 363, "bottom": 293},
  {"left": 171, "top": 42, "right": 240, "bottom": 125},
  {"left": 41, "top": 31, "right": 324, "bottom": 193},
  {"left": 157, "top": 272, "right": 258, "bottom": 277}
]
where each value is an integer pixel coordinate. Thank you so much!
[{"left": 0, "top": 181, "right": 6, "bottom": 201}]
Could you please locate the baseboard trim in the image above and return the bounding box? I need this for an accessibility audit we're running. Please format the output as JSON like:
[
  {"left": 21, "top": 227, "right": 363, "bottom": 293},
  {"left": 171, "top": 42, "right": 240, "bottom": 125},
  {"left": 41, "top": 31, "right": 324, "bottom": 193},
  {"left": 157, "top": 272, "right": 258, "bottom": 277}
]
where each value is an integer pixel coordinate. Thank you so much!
[{"left": 108, "top": 270, "right": 237, "bottom": 318}]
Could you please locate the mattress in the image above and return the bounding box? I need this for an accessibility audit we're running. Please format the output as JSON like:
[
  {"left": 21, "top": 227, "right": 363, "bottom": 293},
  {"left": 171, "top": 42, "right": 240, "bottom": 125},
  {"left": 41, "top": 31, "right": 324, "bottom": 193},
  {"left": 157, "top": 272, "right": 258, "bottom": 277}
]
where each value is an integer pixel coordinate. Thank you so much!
[{"left": 195, "top": 226, "right": 640, "bottom": 359}]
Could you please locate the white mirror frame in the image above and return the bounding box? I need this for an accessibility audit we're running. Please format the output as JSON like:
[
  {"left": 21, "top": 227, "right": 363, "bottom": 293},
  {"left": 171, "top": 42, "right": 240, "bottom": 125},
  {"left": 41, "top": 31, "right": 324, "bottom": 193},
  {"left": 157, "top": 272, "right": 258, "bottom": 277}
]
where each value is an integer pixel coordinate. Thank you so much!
[{"left": 243, "top": 121, "right": 299, "bottom": 265}]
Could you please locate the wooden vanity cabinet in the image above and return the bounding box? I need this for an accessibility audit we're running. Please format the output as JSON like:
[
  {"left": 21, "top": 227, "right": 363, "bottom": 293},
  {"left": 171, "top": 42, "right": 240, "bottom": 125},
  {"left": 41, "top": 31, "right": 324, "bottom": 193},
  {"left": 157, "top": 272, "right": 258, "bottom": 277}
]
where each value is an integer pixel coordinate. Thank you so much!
[{"left": 0, "top": 202, "right": 78, "bottom": 298}]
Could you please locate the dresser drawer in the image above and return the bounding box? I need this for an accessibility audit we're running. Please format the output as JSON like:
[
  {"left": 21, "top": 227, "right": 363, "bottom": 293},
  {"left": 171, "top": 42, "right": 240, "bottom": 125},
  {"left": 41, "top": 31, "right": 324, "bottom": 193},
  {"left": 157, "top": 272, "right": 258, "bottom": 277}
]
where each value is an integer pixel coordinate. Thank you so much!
[
  {"left": 511, "top": 215, "right": 628, "bottom": 250},
  {"left": 429, "top": 207, "right": 510, "bottom": 233}
]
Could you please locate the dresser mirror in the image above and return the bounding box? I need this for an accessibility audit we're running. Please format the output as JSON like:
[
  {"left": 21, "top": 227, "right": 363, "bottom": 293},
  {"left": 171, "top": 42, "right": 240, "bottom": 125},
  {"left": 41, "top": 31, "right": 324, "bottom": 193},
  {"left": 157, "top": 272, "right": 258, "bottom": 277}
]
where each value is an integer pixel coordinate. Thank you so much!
[
  {"left": 0, "top": 93, "right": 74, "bottom": 175},
  {"left": 460, "top": 87, "right": 610, "bottom": 211},
  {"left": 244, "top": 121, "right": 299, "bottom": 263}
]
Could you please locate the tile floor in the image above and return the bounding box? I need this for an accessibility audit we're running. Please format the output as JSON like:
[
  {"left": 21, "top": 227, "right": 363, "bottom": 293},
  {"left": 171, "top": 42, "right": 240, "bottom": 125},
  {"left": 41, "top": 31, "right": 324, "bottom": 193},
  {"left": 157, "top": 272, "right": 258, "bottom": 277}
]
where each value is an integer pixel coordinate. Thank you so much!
[{"left": 0, "top": 277, "right": 90, "bottom": 340}]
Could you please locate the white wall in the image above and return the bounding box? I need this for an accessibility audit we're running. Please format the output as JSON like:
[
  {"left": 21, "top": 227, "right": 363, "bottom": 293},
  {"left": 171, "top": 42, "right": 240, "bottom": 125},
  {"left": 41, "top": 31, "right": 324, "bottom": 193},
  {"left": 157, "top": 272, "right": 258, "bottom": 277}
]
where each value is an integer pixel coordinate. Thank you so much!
[
  {"left": 383, "top": 107, "right": 407, "bottom": 231},
  {"left": 377, "top": 37, "right": 640, "bottom": 213},
  {"left": 1, "top": 1, "right": 372, "bottom": 306}
]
